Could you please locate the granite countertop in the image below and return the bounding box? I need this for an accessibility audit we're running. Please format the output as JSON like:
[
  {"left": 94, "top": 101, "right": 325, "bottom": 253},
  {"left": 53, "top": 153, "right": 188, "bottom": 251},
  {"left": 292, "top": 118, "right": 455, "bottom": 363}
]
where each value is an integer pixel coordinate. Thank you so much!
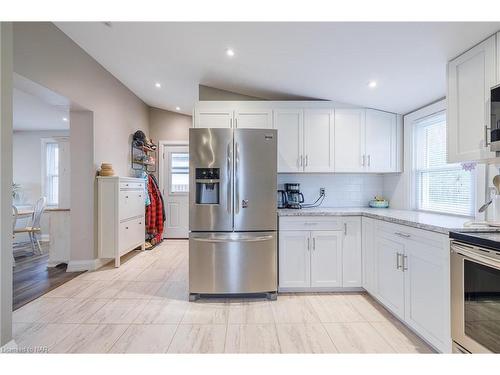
[{"left": 277, "top": 207, "right": 489, "bottom": 235}]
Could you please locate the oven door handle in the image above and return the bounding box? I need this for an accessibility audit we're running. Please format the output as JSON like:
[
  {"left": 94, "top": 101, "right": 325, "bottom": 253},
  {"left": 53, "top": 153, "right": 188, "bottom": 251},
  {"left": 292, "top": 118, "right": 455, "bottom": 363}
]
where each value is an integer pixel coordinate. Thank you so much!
[{"left": 451, "top": 243, "right": 500, "bottom": 269}]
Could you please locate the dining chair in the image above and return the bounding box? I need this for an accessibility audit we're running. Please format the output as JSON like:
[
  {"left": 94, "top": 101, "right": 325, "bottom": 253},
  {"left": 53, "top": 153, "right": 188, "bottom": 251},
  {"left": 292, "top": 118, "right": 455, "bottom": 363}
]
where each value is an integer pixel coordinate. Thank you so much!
[
  {"left": 12, "top": 205, "right": 18, "bottom": 266},
  {"left": 14, "top": 197, "right": 47, "bottom": 255}
]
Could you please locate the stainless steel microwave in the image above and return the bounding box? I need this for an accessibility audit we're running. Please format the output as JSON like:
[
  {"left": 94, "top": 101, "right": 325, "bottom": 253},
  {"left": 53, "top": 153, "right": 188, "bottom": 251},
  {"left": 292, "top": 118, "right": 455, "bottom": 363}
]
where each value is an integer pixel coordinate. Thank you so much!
[{"left": 491, "top": 84, "right": 500, "bottom": 152}]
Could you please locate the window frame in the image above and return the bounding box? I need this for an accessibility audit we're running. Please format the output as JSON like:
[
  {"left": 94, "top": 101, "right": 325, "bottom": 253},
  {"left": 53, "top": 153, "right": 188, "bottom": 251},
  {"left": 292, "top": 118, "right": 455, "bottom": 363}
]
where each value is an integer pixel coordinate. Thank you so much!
[
  {"left": 41, "top": 137, "right": 64, "bottom": 207},
  {"left": 409, "top": 108, "right": 476, "bottom": 218},
  {"left": 168, "top": 150, "right": 189, "bottom": 195}
]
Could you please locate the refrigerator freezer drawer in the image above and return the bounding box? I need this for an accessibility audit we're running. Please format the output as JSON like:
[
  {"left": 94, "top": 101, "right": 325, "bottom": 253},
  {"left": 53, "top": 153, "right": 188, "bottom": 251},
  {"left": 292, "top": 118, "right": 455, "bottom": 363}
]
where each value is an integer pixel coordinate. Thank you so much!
[{"left": 189, "top": 232, "right": 277, "bottom": 294}]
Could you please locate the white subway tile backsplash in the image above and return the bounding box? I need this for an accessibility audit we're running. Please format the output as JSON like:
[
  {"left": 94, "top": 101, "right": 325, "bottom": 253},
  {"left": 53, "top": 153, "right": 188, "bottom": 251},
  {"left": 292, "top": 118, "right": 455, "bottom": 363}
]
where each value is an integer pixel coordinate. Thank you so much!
[{"left": 278, "top": 173, "right": 384, "bottom": 207}]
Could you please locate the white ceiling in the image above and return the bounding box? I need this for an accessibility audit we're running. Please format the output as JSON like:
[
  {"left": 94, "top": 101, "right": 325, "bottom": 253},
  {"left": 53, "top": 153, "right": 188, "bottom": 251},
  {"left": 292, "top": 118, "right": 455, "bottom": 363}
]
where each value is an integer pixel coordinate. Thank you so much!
[
  {"left": 14, "top": 75, "right": 70, "bottom": 131},
  {"left": 55, "top": 22, "right": 500, "bottom": 115}
]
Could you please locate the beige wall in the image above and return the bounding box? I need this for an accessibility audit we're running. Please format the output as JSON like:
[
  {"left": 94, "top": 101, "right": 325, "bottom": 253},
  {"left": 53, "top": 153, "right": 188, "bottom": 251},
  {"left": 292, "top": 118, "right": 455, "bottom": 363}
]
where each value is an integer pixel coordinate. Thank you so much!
[
  {"left": 149, "top": 107, "right": 191, "bottom": 143},
  {"left": 0, "top": 22, "right": 13, "bottom": 347},
  {"left": 13, "top": 22, "right": 149, "bottom": 177}
]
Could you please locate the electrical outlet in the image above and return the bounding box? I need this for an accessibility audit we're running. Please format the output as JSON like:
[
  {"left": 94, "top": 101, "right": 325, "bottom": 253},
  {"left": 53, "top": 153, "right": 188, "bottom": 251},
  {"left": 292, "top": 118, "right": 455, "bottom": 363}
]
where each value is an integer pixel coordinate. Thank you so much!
[{"left": 320, "top": 188, "right": 326, "bottom": 196}]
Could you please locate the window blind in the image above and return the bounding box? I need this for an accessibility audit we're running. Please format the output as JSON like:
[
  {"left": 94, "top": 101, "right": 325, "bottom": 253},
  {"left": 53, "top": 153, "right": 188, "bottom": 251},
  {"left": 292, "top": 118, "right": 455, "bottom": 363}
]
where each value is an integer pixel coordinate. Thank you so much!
[
  {"left": 414, "top": 111, "right": 474, "bottom": 216},
  {"left": 45, "top": 142, "right": 59, "bottom": 206}
]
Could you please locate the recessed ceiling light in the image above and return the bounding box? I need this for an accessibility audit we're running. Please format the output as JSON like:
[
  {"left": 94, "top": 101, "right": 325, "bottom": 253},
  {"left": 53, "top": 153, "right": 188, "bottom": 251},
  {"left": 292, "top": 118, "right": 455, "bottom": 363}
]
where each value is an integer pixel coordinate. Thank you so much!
[
  {"left": 175, "top": 106, "right": 181, "bottom": 111},
  {"left": 155, "top": 82, "right": 161, "bottom": 88},
  {"left": 62, "top": 117, "right": 68, "bottom": 122},
  {"left": 368, "top": 81, "right": 377, "bottom": 89},
  {"left": 226, "top": 48, "right": 235, "bottom": 57}
]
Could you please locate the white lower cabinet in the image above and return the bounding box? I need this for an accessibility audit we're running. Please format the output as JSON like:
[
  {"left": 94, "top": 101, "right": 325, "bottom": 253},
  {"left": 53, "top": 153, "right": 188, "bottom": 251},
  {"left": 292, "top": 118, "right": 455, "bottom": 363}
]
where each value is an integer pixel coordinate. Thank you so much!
[
  {"left": 310, "top": 231, "right": 343, "bottom": 287},
  {"left": 278, "top": 216, "right": 361, "bottom": 290},
  {"left": 362, "top": 219, "right": 451, "bottom": 353},
  {"left": 374, "top": 234, "right": 406, "bottom": 320},
  {"left": 278, "top": 231, "right": 310, "bottom": 288}
]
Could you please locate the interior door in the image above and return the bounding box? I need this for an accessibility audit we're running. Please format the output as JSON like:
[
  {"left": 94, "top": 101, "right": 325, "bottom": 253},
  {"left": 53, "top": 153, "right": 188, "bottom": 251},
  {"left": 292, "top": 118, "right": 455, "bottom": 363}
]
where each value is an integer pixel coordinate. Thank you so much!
[
  {"left": 303, "top": 109, "right": 334, "bottom": 172},
  {"left": 233, "top": 129, "right": 277, "bottom": 231},
  {"left": 235, "top": 109, "right": 273, "bottom": 129},
  {"left": 279, "top": 231, "right": 310, "bottom": 288},
  {"left": 273, "top": 109, "right": 303, "bottom": 173},
  {"left": 365, "top": 109, "right": 397, "bottom": 172},
  {"left": 334, "top": 109, "right": 365, "bottom": 172},
  {"left": 163, "top": 145, "right": 189, "bottom": 238},
  {"left": 375, "top": 235, "right": 405, "bottom": 320},
  {"left": 310, "top": 230, "right": 343, "bottom": 287},
  {"left": 447, "top": 35, "right": 496, "bottom": 162}
]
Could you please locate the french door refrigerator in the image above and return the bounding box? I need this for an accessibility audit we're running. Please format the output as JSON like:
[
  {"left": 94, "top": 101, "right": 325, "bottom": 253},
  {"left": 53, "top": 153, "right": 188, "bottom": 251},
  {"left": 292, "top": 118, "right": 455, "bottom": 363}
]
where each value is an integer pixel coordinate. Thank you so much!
[{"left": 189, "top": 128, "right": 277, "bottom": 300}]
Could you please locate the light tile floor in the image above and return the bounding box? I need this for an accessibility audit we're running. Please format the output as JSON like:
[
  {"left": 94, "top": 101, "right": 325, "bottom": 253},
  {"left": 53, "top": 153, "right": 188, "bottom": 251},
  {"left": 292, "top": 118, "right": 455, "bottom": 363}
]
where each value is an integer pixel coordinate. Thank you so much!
[{"left": 12, "top": 240, "right": 434, "bottom": 353}]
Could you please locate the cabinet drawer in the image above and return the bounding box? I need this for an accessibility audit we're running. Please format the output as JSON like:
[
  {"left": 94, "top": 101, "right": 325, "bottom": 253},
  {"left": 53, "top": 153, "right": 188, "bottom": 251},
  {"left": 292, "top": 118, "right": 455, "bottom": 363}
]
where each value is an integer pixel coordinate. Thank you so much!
[
  {"left": 375, "top": 220, "right": 445, "bottom": 249},
  {"left": 119, "top": 190, "right": 145, "bottom": 221},
  {"left": 119, "top": 216, "right": 144, "bottom": 253},
  {"left": 120, "top": 181, "right": 144, "bottom": 191},
  {"left": 279, "top": 216, "right": 343, "bottom": 231}
]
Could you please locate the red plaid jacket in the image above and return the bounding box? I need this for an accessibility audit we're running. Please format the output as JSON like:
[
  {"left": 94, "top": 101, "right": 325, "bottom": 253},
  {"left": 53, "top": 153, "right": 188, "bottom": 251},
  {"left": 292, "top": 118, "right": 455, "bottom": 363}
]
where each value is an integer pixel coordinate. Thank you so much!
[{"left": 146, "top": 174, "right": 164, "bottom": 242}]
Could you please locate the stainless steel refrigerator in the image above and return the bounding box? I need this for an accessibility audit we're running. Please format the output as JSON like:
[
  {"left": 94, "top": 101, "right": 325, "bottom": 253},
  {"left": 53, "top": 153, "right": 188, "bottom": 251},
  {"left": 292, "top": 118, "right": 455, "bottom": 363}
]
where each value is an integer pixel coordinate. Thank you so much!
[{"left": 188, "top": 128, "right": 277, "bottom": 300}]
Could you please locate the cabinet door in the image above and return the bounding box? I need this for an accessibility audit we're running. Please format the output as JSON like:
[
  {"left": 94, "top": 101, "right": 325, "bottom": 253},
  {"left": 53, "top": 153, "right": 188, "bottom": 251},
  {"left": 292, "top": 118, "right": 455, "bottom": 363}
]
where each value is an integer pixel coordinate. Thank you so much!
[
  {"left": 334, "top": 109, "right": 365, "bottom": 172},
  {"left": 447, "top": 35, "right": 496, "bottom": 163},
  {"left": 194, "top": 108, "right": 233, "bottom": 128},
  {"left": 279, "top": 231, "right": 310, "bottom": 288},
  {"left": 404, "top": 238, "right": 451, "bottom": 352},
  {"left": 361, "top": 217, "right": 376, "bottom": 294},
  {"left": 365, "top": 109, "right": 397, "bottom": 172},
  {"left": 374, "top": 235, "right": 405, "bottom": 319},
  {"left": 310, "top": 231, "right": 343, "bottom": 288},
  {"left": 342, "top": 217, "right": 362, "bottom": 287},
  {"left": 274, "top": 109, "right": 304, "bottom": 173},
  {"left": 235, "top": 109, "right": 273, "bottom": 129},
  {"left": 303, "top": 109, "right": 334, "bottom": 172}
]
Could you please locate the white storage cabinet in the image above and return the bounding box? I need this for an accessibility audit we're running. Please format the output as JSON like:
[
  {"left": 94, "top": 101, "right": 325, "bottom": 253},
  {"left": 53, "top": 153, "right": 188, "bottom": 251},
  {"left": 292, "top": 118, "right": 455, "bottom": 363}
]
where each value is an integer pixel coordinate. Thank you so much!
[{"left": 97, "top": 176, "right": 146, "bottom": 267}]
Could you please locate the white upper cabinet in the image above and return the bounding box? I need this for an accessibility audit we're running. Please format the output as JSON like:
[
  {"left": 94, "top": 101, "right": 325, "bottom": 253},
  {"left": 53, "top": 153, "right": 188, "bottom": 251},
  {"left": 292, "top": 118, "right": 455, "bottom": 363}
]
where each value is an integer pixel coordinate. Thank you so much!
[
  {"left": 234, "top": 109, "right": 273, "bottom": 129},
  {"left": 194, "top": 108, "right": 233, "bottom": 128},
  {"left": 447, "top": 35, "right": 497, "bottom": 163},
  {"left": 365, "top": 109, "right": 398, "bottom": 172},
  {"left": 303, "top": 109, "right": 334, "bottom": 172},
  {"left": 334, "top": 109, "right": 366, "bottom": 172},
  {"left": 194, "top": 102, "right": 401, "bottom": 173},
  {"left": 274, "top": 109, "right": 304, "bottom": 173}
]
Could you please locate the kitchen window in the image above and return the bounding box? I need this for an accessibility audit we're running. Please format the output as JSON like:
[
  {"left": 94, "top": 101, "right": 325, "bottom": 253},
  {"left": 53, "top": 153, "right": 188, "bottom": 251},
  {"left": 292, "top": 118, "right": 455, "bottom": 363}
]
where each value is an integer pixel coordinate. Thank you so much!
[
  {"left": 413, "top": 111, "right": 475, "bottom": 216},
  {"left": 170, "top": 152, "right": 189, "bottom": 193}
]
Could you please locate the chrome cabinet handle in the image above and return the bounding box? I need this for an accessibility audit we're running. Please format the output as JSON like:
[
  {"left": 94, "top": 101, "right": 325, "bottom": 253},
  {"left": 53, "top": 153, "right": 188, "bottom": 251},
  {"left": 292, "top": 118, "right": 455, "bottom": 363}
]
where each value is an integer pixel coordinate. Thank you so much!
[
  {"left": 227, "top": 142, "right": 232, "bottom": 214},
  {"left": 304, "top": 222, "right": 318, "bottom": 226},
  {"left": 362, "top": 154, "right": 366, "bottom": 166},
  {"left": 344, "top": 223, "right": 347, "bottom": 235},
  {"left": 299, "top": 155, "right": 303, "bottom": 167},
  {"left": 307, "top": 237, "right": 310, "bottom": 251},
  {"left": 305, "top": 155, "right": 308, "bottom": 167},
  {"left": 230, "top": 118, "right": 233, "bottom": 128},
  {"left": 396, "top": 252, "right": 402, "bottom": 270},
  {"left": 485, "top": 125, "right": 491, "bottom": 146},
  {"left": 235, "top": 118, "right": 238, "bottom": 128},
  {"left": 395, "top": 232, "right": 411, "bottom": 238},
  {"left": 403, "top": 255, "right": 408, "bottom": 271},
  {"left": 313, "top": 237, "right": 316, "bottom": 250},
  {"left": 235, "top": 142, "right": 240, "bottom": 214},
  {"left": 367, "top": 155, "right": 371, "bottom": 167}
]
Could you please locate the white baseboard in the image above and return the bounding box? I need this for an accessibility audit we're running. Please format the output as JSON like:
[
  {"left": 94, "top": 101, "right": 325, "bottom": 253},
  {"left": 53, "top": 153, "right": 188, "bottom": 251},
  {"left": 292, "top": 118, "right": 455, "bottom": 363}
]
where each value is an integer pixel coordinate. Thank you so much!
[
  {"left": 1, "top": 339, "right": 17, "bottom": 353},
  {"left": 278, "top": 287, "right": 364, "bottom": 293},
  {"left": 67, "top": 258, "right": 111, "bottom": 272}
]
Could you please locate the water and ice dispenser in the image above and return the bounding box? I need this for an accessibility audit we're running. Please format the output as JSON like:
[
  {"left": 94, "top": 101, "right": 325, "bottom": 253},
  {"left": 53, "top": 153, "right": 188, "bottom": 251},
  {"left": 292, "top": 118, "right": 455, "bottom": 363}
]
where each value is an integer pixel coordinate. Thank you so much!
[{"left": 195, "top": 168, "right": 220, "bottom": 204}]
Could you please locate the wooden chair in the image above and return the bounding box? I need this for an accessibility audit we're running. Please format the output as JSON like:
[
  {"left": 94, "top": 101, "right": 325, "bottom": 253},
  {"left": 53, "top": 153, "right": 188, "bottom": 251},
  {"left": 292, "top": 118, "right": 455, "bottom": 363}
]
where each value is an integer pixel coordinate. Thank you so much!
[{"left": 14, "top": 197, "right": 47, "bottom": 255}]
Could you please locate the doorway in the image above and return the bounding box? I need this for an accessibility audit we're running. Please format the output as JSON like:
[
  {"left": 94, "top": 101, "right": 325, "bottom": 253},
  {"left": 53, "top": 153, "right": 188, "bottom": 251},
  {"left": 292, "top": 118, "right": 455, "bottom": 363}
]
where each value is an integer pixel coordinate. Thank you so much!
[{"left": 160, "top": 143, "right": 189, "bottom": 238}]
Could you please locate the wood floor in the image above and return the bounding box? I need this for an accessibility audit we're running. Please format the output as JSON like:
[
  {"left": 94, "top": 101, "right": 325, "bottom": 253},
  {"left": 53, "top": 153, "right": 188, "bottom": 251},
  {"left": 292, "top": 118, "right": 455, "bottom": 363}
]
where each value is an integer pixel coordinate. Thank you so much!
[
  {"left": 12, "top": 240, "right": 434, "bottom": 353},
  {"left": 13, "top": 242, "right": 83, "bottom": 311}
]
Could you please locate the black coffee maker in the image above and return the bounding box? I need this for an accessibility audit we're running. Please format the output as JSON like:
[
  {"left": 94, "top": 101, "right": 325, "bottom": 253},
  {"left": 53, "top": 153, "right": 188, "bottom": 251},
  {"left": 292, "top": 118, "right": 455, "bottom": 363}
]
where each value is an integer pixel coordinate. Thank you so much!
[{"left": 284, "top": 183, "right": 304, "bottom": 209}]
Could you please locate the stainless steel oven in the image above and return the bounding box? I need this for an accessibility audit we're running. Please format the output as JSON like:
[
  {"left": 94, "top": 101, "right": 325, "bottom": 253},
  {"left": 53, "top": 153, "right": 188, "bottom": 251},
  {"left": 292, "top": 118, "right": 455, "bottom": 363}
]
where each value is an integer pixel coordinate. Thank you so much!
[
  {"left": 490, "top": 84, "right": 500, "bottom": 152},
  {"left": 450, "top": 240, "right": 500, "bottom": 353}
]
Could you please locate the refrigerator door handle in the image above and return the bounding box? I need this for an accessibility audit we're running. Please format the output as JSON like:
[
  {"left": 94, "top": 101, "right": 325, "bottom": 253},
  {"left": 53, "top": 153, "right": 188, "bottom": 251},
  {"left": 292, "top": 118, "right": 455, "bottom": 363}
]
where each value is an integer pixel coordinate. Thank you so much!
[
  {"left": 190, "top": 235, "right": 274, "bottom": 243},
  {"left": 227, "top": 142, "right": 232, "bottom": 214},
  {"left": 235, "top": 141, "right": 240, "bottom": 214}
]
